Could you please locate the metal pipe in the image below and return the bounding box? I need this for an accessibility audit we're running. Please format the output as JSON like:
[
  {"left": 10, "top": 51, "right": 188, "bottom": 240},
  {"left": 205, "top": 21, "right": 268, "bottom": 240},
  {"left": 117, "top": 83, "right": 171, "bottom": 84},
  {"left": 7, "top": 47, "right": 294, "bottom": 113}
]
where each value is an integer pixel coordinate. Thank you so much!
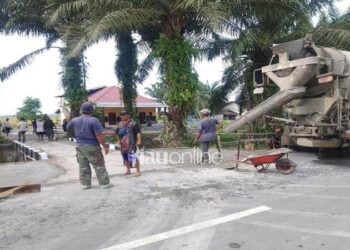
[{"left": 224, "top": 87, "right": 306, "bottom": 133}]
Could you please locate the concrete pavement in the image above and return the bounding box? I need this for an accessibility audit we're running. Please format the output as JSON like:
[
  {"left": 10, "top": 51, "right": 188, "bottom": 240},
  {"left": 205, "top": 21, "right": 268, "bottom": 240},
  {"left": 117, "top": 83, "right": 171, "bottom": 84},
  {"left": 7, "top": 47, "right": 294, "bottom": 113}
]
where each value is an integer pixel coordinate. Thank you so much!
[{"left": 1, "top": 136, "right": 350, "bottom": 249}]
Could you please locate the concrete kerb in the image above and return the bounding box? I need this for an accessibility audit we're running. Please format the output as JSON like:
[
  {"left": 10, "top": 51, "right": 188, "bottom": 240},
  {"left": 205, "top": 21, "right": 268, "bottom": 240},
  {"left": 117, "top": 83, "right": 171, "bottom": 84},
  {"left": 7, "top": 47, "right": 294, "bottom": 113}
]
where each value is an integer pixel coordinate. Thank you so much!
[{"left": 12, "top": 141, "right": 48, "bottom": 161}]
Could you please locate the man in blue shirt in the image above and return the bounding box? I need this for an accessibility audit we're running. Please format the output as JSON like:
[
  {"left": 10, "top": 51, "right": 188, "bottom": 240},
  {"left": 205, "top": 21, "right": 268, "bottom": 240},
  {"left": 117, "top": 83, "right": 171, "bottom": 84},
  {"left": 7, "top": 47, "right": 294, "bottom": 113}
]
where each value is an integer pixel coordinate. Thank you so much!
[{"left": 67, "top": 102, "right": 111, "bottom": 189}]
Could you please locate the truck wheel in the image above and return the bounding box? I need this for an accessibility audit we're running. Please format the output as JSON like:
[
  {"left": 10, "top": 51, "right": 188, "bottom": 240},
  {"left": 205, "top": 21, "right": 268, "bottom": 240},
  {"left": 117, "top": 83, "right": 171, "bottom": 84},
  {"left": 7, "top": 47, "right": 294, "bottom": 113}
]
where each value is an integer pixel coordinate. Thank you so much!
[{"left": 276, "top": 158, "right": 296, "bottom": 174}]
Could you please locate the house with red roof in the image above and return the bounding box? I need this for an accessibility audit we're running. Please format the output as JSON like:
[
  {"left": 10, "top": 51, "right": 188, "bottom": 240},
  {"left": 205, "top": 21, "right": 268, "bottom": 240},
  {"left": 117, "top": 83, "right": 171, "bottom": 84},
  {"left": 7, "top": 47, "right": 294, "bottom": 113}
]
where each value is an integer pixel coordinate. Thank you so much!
[{"left": 87, "top": 86, "right": 167, "bottom": 126}]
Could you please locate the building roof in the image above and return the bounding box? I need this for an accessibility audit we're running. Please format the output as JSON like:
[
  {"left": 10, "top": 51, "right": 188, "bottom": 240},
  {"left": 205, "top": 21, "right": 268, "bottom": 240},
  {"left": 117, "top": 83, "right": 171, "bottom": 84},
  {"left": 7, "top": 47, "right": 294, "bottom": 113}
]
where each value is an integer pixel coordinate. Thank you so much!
[
  {"left": 222, "top": 102, "right": 239, "bottom": 115},
  {"left": 55, "top": 86, "right": 106, "bottom": 98},
  {"left": 88, "top": 86, "right": 167, "bottom": 108}
]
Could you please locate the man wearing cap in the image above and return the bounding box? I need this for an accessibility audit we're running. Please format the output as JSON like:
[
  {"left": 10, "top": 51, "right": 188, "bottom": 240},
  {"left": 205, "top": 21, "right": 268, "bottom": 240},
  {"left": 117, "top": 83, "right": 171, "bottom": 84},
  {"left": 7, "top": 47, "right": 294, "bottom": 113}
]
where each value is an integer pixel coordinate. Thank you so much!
[
  {"left": 116, "top": 111, "right": 142, "bottom": 177},
  {"left": 67, "top": 102, "right": 111, "bottom": 189},
  {"left": 194, "top": 109, "right": 222, "bottom": 163}
]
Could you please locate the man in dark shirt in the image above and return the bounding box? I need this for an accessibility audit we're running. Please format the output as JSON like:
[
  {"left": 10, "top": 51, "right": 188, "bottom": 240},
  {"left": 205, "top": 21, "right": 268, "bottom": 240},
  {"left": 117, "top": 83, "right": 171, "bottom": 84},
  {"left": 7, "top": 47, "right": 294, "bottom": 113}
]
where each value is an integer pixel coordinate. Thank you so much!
[
  {"left": 67, "top": 102, "right": 111, "bottom": 189},
  {"left": 32, "top": 118, "right": 37, "bottom": 135},
  {"left": 44, "top": 117, "right": 56, "bottom": 141},
  {"left": 116, "top": 111, "right": 142, "bottom": 177},
  {"left": 194, "top": 109, "right": 222, "bottom": 163},
  {"left": 62, "top": 119, "right": 68, "bottom": 132}
]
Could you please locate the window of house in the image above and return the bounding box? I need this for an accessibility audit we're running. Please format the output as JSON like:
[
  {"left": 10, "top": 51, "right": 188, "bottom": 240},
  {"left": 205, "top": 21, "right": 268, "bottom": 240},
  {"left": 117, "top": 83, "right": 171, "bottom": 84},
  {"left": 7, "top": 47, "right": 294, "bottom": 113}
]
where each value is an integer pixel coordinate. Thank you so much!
[{"left": 108, "top": 112, "right": 117, "bottom": 125}]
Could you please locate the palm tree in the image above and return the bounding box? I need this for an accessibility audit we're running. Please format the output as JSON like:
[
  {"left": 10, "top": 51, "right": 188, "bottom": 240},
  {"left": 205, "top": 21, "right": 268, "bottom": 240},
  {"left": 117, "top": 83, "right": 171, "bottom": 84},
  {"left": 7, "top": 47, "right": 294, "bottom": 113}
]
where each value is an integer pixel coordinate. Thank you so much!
[
  {"left": 48, "top": 0, "right": 329, "bottom": 143},
  {"left": 194, "top": 81, "right": 223, "bottom": 115},
  {"left": 0, "top": 0, "right": 60, "bottom": 82},
  {"left": 145, "top": 82, "right": 167, "bottom": 103},
  {"left": 0, "top": 0, "right": 87, "bottom": 118},
  {"left": 48, "top": 0, "right": 223, "bottom": 144},
  {"left": 49, "top": 0, "right": 160, "bottom": 118},
  {"left": 202, "top": 0, "right": 335, "bottom": 113},
  {"left": 142, "top": 0, "right": 332, "bottom": 142}
]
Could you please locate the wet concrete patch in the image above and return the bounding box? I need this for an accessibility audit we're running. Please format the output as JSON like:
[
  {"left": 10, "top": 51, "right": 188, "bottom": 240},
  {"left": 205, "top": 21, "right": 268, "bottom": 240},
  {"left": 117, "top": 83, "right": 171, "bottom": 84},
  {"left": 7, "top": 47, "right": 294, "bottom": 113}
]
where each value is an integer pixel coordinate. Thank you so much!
[{"left": 0, "top": 161, "right": 64, "bottom": 187}]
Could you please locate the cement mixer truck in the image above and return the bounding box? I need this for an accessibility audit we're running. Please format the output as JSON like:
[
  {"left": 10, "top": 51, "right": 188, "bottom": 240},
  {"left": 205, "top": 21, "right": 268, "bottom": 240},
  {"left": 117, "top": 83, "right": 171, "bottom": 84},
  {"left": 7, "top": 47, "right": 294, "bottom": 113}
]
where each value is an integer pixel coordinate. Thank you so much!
[{"left": 224, "top": 34, "right": 350, "bottom": 149}]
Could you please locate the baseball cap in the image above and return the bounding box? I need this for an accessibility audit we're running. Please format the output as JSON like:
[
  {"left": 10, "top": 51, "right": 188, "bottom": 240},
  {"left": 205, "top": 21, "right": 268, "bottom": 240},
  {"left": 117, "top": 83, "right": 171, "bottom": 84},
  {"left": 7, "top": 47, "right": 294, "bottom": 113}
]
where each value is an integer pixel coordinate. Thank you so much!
[{"left": 81, "top": 102, "right": 94, "bottom": 113}]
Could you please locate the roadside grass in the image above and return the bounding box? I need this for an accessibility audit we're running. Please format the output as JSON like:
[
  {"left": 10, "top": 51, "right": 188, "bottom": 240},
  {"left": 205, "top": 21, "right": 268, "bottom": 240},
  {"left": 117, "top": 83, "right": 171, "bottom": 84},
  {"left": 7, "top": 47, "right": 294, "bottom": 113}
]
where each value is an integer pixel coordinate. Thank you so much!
[{"left": 141, "top": 132, "right": 269, "bottom": 150}]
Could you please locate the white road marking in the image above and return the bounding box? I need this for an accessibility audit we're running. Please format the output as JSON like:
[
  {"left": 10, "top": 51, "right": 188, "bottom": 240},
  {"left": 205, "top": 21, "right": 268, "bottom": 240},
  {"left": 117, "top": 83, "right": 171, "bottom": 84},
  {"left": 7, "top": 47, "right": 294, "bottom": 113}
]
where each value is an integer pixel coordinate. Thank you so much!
[{"left": 101, "top": 206, "right": 271, "bottom": 250}]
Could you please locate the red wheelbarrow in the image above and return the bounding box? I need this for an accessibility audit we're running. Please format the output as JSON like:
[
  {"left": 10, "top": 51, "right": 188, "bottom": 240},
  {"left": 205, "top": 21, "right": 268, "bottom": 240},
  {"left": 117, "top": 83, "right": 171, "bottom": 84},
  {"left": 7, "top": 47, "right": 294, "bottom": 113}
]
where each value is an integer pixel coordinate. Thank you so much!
[{"left": 232, "top": 148, "right": 296, "bottom": 174}]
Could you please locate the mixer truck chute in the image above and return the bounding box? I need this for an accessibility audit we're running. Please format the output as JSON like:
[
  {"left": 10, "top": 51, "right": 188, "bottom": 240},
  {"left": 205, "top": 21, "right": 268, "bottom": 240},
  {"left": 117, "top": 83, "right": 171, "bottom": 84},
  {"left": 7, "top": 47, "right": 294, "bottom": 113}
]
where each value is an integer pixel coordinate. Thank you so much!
[{"left": 224, "top": 34, "right": 350, "bottom": 149}]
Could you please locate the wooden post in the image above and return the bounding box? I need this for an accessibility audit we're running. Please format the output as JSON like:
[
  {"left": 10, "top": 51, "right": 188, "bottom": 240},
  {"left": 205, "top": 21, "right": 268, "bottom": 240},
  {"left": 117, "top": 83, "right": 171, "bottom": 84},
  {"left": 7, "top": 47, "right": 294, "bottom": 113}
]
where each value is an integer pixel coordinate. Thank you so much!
[
  {"left": 226, "top": 132, "right": 241, "bottom": 171},
  {"left": 235, "top": 132, "right": 241, "bottom": 170}
]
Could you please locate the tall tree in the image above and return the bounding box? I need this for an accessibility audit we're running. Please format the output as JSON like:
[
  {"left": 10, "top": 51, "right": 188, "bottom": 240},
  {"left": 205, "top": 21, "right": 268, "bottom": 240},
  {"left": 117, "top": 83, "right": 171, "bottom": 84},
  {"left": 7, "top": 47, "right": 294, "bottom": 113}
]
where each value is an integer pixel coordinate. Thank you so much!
[
  {"left": 16, "top": 97, "right": 42, "bottom": 120},
  {"left": 21, "top": 0, "right": 337, "bottom": 141},
  {"left": 153, "top": 34, "right": 199, "bottom": 142},
  {"left": 48, "top": 0, "right": 225, "bottom": 144},
  {"left": 137, "top": 0, "right": 326, "bottom": 142},
  {"left": 145, "top": 82, "right": 166, "bottom": 103},
  {"left": 194, "top": 81, "right": 222, "bottom": 115},
  {"left": 202, "top": 0, "right": 335, "bottom": 112},
  {"left": 0, "top": 0, "right": 87, "bottom": 118},
  {"left": 48, "top": 0, "right": 157, "bottom": 118}
]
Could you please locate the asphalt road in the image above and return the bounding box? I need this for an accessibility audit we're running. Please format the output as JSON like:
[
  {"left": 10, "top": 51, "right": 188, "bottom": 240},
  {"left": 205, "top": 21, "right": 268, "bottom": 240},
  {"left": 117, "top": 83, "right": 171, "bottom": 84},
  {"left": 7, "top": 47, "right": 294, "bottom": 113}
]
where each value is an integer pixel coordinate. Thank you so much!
[{"left": 1, "top": 143, "right": 350, "bottom": 250}]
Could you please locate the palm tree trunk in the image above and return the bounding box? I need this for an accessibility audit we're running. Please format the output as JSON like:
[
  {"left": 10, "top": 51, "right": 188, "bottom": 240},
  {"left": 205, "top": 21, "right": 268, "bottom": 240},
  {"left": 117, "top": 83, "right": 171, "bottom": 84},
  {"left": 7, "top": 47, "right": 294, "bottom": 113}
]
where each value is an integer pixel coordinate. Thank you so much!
[
  {"left": 115, "top": 33, "right": 138, "bottom": 116},
  {"left": 162, "top": 107, "right": 187, "bottom": 146},
  {"left": 60, "top": 49, "right": 87, "bottom": 118},
  {"left": 155, "top": 34, "right": 199, "bottom": 144}
]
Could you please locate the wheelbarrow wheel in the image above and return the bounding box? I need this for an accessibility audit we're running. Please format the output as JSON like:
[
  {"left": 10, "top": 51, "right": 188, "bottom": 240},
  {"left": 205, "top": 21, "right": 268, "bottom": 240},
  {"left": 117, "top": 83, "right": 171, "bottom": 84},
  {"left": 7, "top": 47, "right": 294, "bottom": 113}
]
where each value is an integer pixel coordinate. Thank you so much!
[{"left": 276, "top": 158, "right": 296, "bottom": 175}]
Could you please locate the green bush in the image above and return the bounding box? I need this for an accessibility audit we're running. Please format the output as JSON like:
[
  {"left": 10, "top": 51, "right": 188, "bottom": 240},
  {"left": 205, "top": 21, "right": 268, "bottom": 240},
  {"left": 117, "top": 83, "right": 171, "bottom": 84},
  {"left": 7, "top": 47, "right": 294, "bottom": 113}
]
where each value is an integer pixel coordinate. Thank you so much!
[
  {"left": 0, "top": 135, "right": 11, "bottom": 144},
  {"left": 182, "top": 134, "right": 196, "bottom": 147}
]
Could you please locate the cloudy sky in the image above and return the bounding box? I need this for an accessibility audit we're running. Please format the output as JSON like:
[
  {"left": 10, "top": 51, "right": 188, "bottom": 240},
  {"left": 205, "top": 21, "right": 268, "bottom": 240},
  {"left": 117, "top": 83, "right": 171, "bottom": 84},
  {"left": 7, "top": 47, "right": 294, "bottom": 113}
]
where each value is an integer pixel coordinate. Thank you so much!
[{"left": 0, "top": 0, "right": 349, "bottom": 115}]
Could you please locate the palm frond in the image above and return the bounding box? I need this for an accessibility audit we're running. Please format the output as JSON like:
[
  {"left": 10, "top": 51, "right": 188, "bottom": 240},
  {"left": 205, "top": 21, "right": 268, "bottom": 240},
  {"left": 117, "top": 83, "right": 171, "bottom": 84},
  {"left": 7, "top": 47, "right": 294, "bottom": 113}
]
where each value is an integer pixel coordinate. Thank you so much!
[
  {"left": 60, "top": 23, "right": 93, "bottom": 58},
  {"left": 48, "top": 0, "right": 129, "bottom": 26},
  {"left": 175, "top": 0, "right": 206, "bottom": 9},
  {"left": 0, "top": 46, "right": 60, "bottom": 81},
  {"left": 145, "top": 81, "right": 167, "bottom": 103},
  {"left": 2, "top": 0, "right": 57, "bottom": 37},
  {"left": 45, "top": 34, "right": 60, "bottom": 48},
  {"left": 312, "top": 10, "right": 350, "bottom": 50},
  {"left": 137, "top": 52, "right": 156, "bottom": 82},
  {"left": 221, "top": 65, "right": 244, "bottom": 95},
  {"left": 313, "top": 27, "right": 350, "bottom": 50},
  {"left": 307, "top": 0, "right": 335, "bottom": 15},
  {"left": 136, "top": 39, "right": 151, "bottom": 54},
  {"left": 197, "top": 32, "right": 232, "bottom": 61},
  {"left": 57, "top": 7, "right": 159, "bottom": 57},
  {"left": 88, "top": 8, "right": 158, "bottom": 40},
  {"left": 195, "top": 2, "right": 231, "bottom": 28},
  {"left": 328, "top": 4, "right": 341, "bottom": 21}
]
